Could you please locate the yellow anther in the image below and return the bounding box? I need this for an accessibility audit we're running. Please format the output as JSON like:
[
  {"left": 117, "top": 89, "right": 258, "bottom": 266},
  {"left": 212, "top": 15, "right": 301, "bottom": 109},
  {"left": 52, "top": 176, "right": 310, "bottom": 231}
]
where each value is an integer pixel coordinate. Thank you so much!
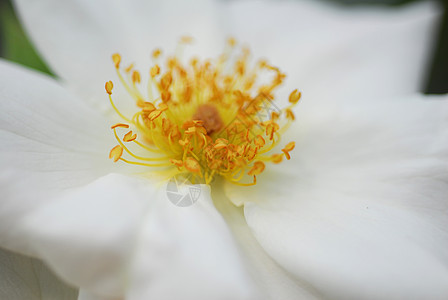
[
  {"left": 136, "top": 98, "right": 145, "bottom": 108},
  {"left": 288, "top": 89, "right": 301, "bottom": 104},
  {"left": 254, "top": 135, "right": 265, "bottom": 147},
  {"left": 271, "top": 153, "right": 283, "bottom": 163},
  {"left": 180, "top": 36, "right": 193, "bottom": 44},
  {"left": 285, "top": 108, "right": 295, "bottom": 121},
  {"left": 161, "top": 90, "right": 171, "bottom": 102},
  {"left": 152, "top": 48, "right": 162, "bottom": 59},
  {"left": 283, "top": 141, "right": 295, "bottom": 152},
  {"left": 105, "top": 81, "right": 114, "bottom": 95},
  {"left": 190, "top": 57, "right": 198, "bottom": 68},
  {"left": 182, "top": 120, "right": 200, "bottom": 129},
  {"left": 248, "top": 161, "right": 265, "bottom": 176},
  {"left": 185, "top": 125, "right": 207, "bottom": 136},
  {"left": 246, "top": 146, "right": 258, "bottom": 161},
  {"left": 150, "top": 65, "right": 160, "bottom": 77},
  {"left": 271, "top": 111, "right": 280, "bottom": 121},
  {"left": 167, "top": 57, "right": 178, "bottom": 69},
  {"left": 160, "top": 73, "right": 173, "bottom": 89},
  {"left": 170, "top": 159, "right": 183, "bottom": 168},
  {"left": 236, "top": 60, "right": 246, "bottom": 75},
  {"left": 158, "top": 103, "right": 168, "bottom": 112},
  {"left": 111, "top": 123, "right": 129, "bottom": 129},
  {"left": 125, "top": 63, "right": 134, "bottom": 73},
  {"left": 142, "top": 102, "right": 156, "bottom": 112},
  {"left": 132, "top": 71, "right": 141, "bottom": 84},
  {"left": 282, "top": 141, "right": 295, "bottom": 160},
  {"left": 179, "top": 139, "right": 190, "bottom": 147},
  {"left": 258, "top": 59, "right": 268, "bottom": 68},
  {"left": 184, "top": 157, "right": 201, "bottom": 173},
  {"left": 214, "top": 138, "right": 229, "bottom": 149},
  {"left": 109, "top": 145, "right": 124, "bottom": 162},
  {"left": 112, "top": 53, "right": 121, "bottom": 69},
  {"left": 227, "top": 37, "right": 237, "bottom": 47},
  {"left": 266, "top": 122, "right": 280, "bottom": 140},
  {"left": 244, "top": 129, "right": 251, "bottom": 143},
  {"left": 185, "top": 126, "right": 197, "bottom": 135},
  {"left": 148, "top": 110, "right": 163, "bottom": 121},
  {"left": 123, "top": 131, "right": 137, "bottom": 142}
]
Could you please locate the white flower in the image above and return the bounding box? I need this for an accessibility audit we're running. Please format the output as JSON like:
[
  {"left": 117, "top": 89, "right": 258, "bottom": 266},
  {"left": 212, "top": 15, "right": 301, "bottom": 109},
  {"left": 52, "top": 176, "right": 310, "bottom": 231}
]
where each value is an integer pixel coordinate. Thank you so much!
[{"left": 1, "top": 0, "right": 447, "bottom": 299}]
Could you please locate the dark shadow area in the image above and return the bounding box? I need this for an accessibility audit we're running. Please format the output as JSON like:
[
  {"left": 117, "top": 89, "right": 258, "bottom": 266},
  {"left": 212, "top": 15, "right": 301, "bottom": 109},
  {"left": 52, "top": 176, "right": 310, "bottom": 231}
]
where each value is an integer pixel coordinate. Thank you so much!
[{"left": 425, "top": 0, "right": 448, "bottom": 94}]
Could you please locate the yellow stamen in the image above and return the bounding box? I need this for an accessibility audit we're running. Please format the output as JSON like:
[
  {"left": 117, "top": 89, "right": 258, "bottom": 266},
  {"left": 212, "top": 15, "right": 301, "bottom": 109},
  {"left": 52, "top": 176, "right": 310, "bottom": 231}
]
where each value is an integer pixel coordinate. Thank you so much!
[
  {"left": 285, "top": 108, "right": 295, "bottom": 121},
  {"left": 180, "top": 36, "right": 194, "bottom": 44},
  {"left": 288, "top": 89, "right": 301, "bottom": 104},
  {"left": 282, "top": 141, "right": 295, "bottom": 160},
  {"left": 271, "top": 153, "right": 283, "bottom": 163},
  {"left": 108, "top": 93, "right": 131, "bottom": 122},
  {"left": 105, "top": 39, "right": 299, "bottom": 186},
  {"left": 111, "top": 123, "right": 129, "bottom": 129},
  {"left": 248, "top": 161, "right": 265, "bottom": 176},
  {"left": 109, "top": 145, "right": 123, "bottom": 162},
  {"left": 254, "top": 135, "right": 265, "bottom": 147},
  {"left": 152, "top": 49, "right": 162, "bottom": 59},
  {"left": 105, "top": 81, "right": 113, "bottom": 95},
  {"left": 170, "top": 159, "right": 183, "bottom": 168},
  {"left": 112, "top": 53, "right": 121, "bottom": 69},
  {"left": 227, "top": 37, "right": 237, "bottom": 47},
  {"left": 123, "top": 131, "right": 137, "bottom": 142},
  {"left": 184, "top": 157, "right": 201, "bottom": 173},
  {"left": 125, "top": 63, "right": 134, "bottom": 73},
  {"left": 132, "top": 71, "right": 141, "bottom": 84},
  {"left": 150, "top": 65, "right": 160, "bottom": 77}
]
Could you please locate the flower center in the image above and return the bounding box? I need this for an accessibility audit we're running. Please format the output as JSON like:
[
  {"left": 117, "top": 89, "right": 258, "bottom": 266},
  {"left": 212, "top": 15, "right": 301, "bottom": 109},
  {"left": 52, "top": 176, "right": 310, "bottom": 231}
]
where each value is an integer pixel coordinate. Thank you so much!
[
  {"left": 106, "top": 37, "right": 300, "bottom": 185},
  {"left": 192, "top": 104, "right": 224, "bottom": 135}
]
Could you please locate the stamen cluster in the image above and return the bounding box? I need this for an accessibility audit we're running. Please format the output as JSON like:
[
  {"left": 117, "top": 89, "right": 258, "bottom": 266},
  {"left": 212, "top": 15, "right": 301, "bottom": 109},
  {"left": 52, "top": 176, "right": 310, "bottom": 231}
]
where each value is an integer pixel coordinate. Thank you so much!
[{"left": 107, "top": 38, "right": 300, "bottom": 185}]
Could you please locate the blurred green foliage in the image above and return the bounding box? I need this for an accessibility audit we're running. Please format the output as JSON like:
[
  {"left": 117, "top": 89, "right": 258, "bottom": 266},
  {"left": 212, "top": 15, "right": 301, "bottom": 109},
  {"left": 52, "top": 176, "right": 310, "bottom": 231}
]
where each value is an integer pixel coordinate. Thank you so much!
[{"left": 0, "top": 0, "right": 52, "bottom": 75}]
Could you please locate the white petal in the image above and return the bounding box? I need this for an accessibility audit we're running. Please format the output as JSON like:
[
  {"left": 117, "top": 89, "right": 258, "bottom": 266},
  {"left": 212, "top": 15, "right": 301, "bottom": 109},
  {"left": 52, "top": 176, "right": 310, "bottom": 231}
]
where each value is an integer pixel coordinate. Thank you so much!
[
  {"left": 13, "top": 0, "right": 441, "bottom": 109},
  {"left": 13, "top": 0, "right": 222, "bottom": 104},
  {"left": 0, "top": 174, "right": 155, "bottom": 297},
  {"left": 212, "top": 182, "right": 321, "bottom": 300},
  {"left": 0, "top": 59, "right": 115, "bottom": 191},
  {"left": 126, "top": 182, "right": 260, "bottom": 300},
  {"left": 0, "top": 248, "right": 78, "bottom": 300},
  {"left": 225, "top": 95, "right": 448, "bottom": 299},
  {"left": 1, "top": 171, "right": 259, "bottom": 299},
  {"left": 223, "top": 0, "right": 441, "bottom": 105}
]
